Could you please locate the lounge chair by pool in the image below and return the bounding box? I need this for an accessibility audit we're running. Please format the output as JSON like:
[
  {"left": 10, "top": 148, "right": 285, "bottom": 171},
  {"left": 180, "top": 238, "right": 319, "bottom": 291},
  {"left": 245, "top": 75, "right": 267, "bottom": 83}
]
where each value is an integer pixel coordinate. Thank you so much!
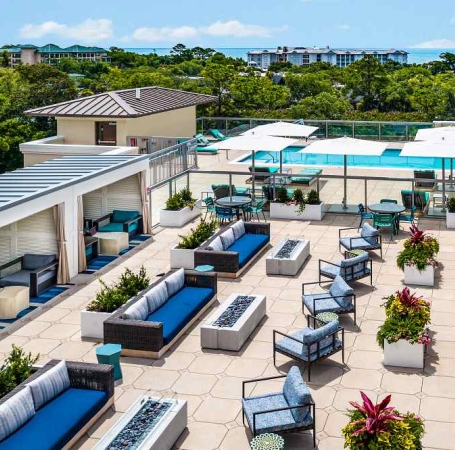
[
  {"left": 194, "top": 133, "right": 211, "bottom": 146},
  {"left": 290, "top": 168, "right": 322, "bottom": 185},
  {"left": 197, "top": 146, "right": 218, "bottom": 154},
  {"left": 247, "top": 166, "right": 280, "bottom": 183},
  {"left": 209, "top": 129, "right": 228, "bottom": 141}
]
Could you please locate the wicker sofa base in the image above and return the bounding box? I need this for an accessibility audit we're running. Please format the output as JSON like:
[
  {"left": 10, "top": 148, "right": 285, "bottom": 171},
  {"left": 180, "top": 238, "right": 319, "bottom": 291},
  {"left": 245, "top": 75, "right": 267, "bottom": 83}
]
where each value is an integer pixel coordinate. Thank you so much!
[
  {"left": 217, "top": 243, "right": 270, "bottom": 279},
  {"left": 63, "top": 396, "right": 114, "bottom": 450},
  {"left": 119, "top": 294, "right": 218, "bottom": 359}
]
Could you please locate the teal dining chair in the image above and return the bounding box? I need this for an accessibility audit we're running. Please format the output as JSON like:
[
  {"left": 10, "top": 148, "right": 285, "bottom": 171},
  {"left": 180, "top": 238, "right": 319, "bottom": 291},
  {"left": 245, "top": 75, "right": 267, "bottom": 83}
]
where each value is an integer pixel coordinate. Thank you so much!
[
  {"left": 397, "top": 205, "right": 417, "bottom": 229},
  {"left": 202, "top": 197, "right": 216, "bottom": 220},
  {"left": 380, "top": 199, "right": 398, "bottom": 204},
  {"left": 373, "top": 213, "right": 395, "bottom": 239},
  {"left": 244, "top": 200, "right": 266, "bottom": 222}
]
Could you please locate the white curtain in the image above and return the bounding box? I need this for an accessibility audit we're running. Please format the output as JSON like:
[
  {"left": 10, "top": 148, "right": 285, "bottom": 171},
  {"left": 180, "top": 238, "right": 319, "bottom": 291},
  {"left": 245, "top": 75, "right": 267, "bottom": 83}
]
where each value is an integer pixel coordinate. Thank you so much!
[
  {"left": 77, "top": 196, "right": 87, "bottom": 272},
  {"left": 53, "top": 203, "right": 70, "bottom": 284},
  {"left": 138, "top": 171, "right": 151, "bottom": 234}
]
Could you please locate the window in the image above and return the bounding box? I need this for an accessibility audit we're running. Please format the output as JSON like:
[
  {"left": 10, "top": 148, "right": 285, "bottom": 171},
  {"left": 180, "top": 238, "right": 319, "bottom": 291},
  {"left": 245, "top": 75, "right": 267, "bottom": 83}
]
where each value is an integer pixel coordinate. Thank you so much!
[
  {"left": 317, "top": 54, "right": 322, "bottom": 62},
  {"left": 302, "top": 54, "right": 309, "bottom": 65}
]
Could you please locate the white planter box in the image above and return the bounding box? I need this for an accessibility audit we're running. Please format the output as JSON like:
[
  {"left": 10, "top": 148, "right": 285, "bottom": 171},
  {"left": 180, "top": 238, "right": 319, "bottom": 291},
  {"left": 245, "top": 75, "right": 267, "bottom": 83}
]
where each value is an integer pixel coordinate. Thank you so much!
[
  {"left": 266, "top": 239, "right": 310, "bottom": 276},
  {"left": 170, "top": 245, "right": 195, "bottom": 269},
  {"left": 384, "top": 339, "right": 425, "bottom": 369},
  {"left": 81, "top": 310, "right": 113, "bottom": 339},
  {"left": 269, "top": 202, "right": 325, "bottom": 221},
  {"left": 159, "top": 206, "right": 201, "bottom": 227},
  {"left": 447, "top": 212, "right": 455, "bottom": 229},
  {"left": 94, "top": 397, "right": 187, "bottom": 450},
  {"left": 404, "top": 265, "right": 434, "bottom": 286},
  {"left": 201, "top": 293, "right": 266, "bottom": 351}
]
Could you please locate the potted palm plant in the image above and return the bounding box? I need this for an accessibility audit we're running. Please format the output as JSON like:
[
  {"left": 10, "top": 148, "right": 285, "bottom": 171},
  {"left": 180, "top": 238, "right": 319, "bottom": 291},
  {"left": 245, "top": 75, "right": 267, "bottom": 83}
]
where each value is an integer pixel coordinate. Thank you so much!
[
  {"left": 377, "top": 287, "right": 431, "bottom": 368},
  {"left": 342, "top": 391, "right": 425, "bottom": 449},
  {"left": 160, "top": 187, "right": 201, "bottom": 227},
  {"left": 81, "top": 267, "right": 150, "bottom": 339},
  {"left": 269, "top": 188, "right": 325, "bottom": 221},
  {"left": 170, "top": 219, "right": 217, "bottom": 269},
  {"left": 397, "top": 224, "right": 439, "bottom": 286},
  {"left": 446, "top": 197, "right": 455, "bottom": 229}
]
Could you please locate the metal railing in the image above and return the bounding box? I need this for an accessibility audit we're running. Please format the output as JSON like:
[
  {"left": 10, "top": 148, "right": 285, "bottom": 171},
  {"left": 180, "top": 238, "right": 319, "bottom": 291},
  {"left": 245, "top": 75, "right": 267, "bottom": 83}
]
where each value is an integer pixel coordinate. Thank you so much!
[{"left": 196, "top": 117, "right": 434, "bottom": 141}]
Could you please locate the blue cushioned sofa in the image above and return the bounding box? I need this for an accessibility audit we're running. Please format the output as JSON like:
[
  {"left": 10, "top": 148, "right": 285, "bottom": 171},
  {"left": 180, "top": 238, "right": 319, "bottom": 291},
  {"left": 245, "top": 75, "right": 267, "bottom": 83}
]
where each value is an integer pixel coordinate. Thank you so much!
[
  {"left": 94, "top": 209, "right": 143, "bottom": 238},
  {"left": 104, "top": 269, "right": 217, "bottom": 358},
  {"left": 0, "top": 254, "right": 58, "bottom": 297},
  {"left": 195, "top": 222, "right": 270, "bottom": 277},
  {"left": 0, "top": 360, "right": 114, "bottom": 450}
]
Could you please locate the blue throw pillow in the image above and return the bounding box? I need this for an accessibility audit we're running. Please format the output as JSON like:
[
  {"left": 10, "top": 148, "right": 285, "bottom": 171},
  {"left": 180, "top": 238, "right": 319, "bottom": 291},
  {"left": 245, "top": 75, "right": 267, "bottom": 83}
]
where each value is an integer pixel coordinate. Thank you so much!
[
  {"left": 145, "top": 282, "right": 168, "bottom": 313},
  {"left": 283, "top": 366, "right": 312, "bottom": 423},
  {"left": 231, "top": 221, "right": 246, "bottom": 240},
  {"left": 165, "top": 268, "right": 185, "bottom": 297},
  {"left": 360, "top": 222, "right": 379, "bottom": 245},
  {"left": 0, "top": 385, "right": 35, "bottom": 442},
  {"left": 301, "top": 320, "right": 339, "bottom": 346},
  {"left": 220, "top": 228, "right": 235, "bottom": 250},
  {"left": 112, "top": 210, "right": 139, "bottom": 223},
  {"left": 122, "top": 296, "right": 149, "bottom": 320},
  {"left": 27, "top": 360, "right": 70, "bottom": 410},
  {"left": 329, "top": 276, "right": 354, "bottom": 308}
]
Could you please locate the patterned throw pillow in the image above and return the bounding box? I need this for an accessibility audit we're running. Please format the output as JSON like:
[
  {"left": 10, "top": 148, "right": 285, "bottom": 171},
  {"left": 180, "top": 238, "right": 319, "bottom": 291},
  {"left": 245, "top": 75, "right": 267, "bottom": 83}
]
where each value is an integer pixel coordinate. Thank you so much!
[
  {"left": 220, "top": 228, "right": 235, "bottom": 250},
  {"left": 329, "top": 276, "right": 354, "bottom": 308},
  {"left": 360, "top": 222, "right": 379, "bottom": 245},
  {"left": 27, "top": 360, "right": 70, "bottom": 410},
  {"left": 165, "top": 268, "right": 185, "bottom": 297},
  {"left": 0, "top": 385, "right": 35, "bottom": 442},
  {"left": 207, "top": 236, "right": 223, "bottom": 252},
  {"left": 122, "top": 295, "right": 149, "bottom": 320},
  {"left": 283, "top": 366, "right": 312, "bottom": 423},
  {"left": 232, "top": 220, "right": 246, "bottom": 240},
  {"left": 145, "top": 282, "right": 169, "bottom": 313}
]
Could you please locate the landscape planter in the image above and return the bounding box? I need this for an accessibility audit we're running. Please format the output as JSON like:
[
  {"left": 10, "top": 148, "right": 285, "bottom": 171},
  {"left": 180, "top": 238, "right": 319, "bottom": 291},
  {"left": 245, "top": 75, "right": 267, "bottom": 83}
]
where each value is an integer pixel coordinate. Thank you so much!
[
  {"left": 81, "top": 310, "right": 113, "bottom": 339},
  {"left": 383, "top": 339, "right": 425, "bottom": 369},
  {"left": 404, "top": 265, "right": 434, "bottom": 286},
  {"left": 447, "top": 211, "right": 455, "bottom": 229},
  {"left": 269, "top": 202, "right": 325, "bottom": 221},
  {"left": 159, "top": 206, "right": 201, "bottom": 227},
  {"left": 170, "top": 245, "right": 196, "bottom": 270}
]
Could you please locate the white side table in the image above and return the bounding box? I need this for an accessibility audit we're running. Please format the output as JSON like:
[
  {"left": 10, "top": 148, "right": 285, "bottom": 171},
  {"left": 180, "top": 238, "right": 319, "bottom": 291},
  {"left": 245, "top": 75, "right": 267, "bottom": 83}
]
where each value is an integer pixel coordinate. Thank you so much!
[
  {"left": 94, "top": 232, "right": 129, "bottom": 255},
  {"left": 0, "top": 286, "right": 30, "bottom": 319}
]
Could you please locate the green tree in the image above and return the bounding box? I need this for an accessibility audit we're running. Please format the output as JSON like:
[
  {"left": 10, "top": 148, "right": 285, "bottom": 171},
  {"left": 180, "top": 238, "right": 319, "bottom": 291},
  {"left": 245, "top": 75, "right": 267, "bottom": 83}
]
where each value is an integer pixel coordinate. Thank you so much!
[
  {"left": 285, "top": 72, "right": 334, "bottom": 101},
  {"left": 290, "top": 92, "right": 353, "bottom": 120},
  {"left": 201, "top": 62, "right": 236, "bottom": 115},
  {"left": 0, "top": 51, "right": 9, "bottom": 68}
]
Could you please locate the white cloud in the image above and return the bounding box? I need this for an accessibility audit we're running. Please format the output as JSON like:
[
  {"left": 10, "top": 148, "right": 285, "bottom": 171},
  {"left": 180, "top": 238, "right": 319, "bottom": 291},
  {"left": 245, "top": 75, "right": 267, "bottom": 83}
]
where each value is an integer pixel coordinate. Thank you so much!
[
  {"left": 132, "top": 26, "right": 198, "bottom": 42},
  {"left": 412, "top": 38, "right": 455, "bottom": 48},
  {"left": 338, "top": 24, "right": 351, "bottom": 31},
  {"left": 128, "top": 20, "right": 288, "bottom": 42},
  {"left": 19, "top": 19, "right": 113, "bottom": 42}
]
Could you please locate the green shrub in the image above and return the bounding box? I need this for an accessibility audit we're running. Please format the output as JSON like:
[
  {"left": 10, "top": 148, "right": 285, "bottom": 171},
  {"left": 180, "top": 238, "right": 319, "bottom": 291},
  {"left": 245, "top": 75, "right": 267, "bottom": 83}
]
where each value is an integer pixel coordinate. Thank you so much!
[
  {"left": 0, "top": 345, "right": 39, "bottom": 399},
  {"left": 165, "top": 188, "right": 196, "bottom": 211},
  {"left": 447, "top": 197, "right": 455, "bottom": 213},
  {"left": 86, "top": 266, "right": 150, "bottom": 313},
  {"left": 306, "top": 189, "right": 320, "bottom": 205},
  {"left": 177, "top": 219, "right": 217, "bottom": 249},
  {"left": 275, "top": 186, "right": 289, "bottom": 203}
]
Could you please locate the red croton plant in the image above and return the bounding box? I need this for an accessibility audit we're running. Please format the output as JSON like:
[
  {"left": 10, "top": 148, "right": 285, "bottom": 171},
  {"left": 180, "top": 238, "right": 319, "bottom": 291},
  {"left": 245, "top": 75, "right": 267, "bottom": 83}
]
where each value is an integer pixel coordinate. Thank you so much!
[
  {"left": 408, "top": 224, "right": 426, "bottom": 246},
  {"left": 396, "top": 286, "right": 429, "bottom": 310},
  {"left": 349, "top": 392, "right": 402, "bottom": 435}
]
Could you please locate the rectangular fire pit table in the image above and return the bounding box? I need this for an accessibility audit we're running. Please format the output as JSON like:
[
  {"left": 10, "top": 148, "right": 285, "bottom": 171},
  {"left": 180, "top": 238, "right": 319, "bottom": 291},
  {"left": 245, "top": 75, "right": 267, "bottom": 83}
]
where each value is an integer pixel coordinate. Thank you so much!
[
  {"left": 94, "top": 396, "right": 187, "bottom": 450},
  {"left": 201, "top": 293, "right": 266, "bottom": 351},
  {"left": 266, "top": 238, "right": 310, "bottom": 276}
]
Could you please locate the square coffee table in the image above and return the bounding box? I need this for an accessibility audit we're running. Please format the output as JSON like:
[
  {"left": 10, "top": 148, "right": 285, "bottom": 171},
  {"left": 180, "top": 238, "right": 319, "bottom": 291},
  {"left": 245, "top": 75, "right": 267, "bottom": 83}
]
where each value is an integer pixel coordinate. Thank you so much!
[
  {"left": 201, "top": 293, "right": 266, "bottom": 351},
  {"left": 94, "top": 232, "right": 129, "bottom": 255}
]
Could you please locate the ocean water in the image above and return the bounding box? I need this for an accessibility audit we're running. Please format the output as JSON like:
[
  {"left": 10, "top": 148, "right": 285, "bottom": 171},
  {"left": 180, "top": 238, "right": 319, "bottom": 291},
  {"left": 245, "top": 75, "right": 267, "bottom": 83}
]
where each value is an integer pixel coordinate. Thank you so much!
[{"left": 124, "top": 47, "right": 452, "bottom": 64}]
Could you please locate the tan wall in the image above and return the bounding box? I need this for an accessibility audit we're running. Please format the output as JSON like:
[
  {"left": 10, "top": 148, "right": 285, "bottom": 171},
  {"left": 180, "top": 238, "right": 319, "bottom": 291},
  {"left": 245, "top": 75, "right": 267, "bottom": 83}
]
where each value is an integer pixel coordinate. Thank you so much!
[
  {"left": 20, "top": 49, "right": 38, "bottom": 65},
  {"left": 57, "top": 118, "right": 97, "bottom": 145}
]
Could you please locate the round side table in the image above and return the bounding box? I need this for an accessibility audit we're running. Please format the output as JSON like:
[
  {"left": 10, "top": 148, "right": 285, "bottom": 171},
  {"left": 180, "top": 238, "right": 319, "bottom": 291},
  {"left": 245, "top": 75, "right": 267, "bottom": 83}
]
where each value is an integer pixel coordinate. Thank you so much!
[
  {"left": 316, "top": 312, "right": 339, "bottom": 326},
  {"left": 250, "top": 433, "right": 284, "bottom": 450}
]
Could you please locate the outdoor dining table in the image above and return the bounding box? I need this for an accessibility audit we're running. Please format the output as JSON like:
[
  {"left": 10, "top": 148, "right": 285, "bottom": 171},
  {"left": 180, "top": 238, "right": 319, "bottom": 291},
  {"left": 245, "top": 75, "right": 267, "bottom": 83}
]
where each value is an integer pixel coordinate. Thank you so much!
[
  {"left": 368, "top": 203, "right": 406, "bottom": 235},
  {"left": 215, "top": 196, "right": 252, "bottom": 220}
]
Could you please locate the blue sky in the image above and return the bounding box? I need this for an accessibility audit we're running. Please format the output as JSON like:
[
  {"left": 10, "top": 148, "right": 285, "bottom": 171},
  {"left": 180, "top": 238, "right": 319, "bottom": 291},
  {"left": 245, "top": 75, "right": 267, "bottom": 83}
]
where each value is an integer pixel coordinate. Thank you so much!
[{"left": 2, "top": 0, "right": 455, "bottom": 49}]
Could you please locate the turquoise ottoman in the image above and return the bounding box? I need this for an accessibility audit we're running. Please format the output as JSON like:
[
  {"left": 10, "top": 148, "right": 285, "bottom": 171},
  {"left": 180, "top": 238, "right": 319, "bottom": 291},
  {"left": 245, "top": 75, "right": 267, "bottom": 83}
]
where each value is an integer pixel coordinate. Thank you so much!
[{"left": 96, "top": 343, "right": 122, "bottom": 380}]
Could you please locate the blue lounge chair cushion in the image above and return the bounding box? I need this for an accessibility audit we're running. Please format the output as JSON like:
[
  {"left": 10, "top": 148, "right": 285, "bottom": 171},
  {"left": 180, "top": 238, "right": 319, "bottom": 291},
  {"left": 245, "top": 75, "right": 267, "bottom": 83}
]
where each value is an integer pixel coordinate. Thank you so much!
[
  {"left": 330, "top": 276, "right": 354, "bottom": 308},
  {"left": 360, "top": 222, "right": 379, "bottom": 246},
  {"left": 197, "top": 146, "right": 218, "bottom": 153},
  {"left": 276, "top": 329, "right": 342, "bottom": 362},
  {"left": 283, "top": 366, "right": 312, "bottom": 422},
  {"left": 146, "top": 286, "right": 214, "bottom": 344},
  {"left": 99, "top": 221, "right": 138, "bottom": 233},
  {"left": 226, "top": 233, "right": 269, "bottom": 268},
  {"left": 0, "top": 388, "right": 108, "bottom": 450},
  {"left": 112, "top": 210, "right": 140, "bottom": 223},
  {"left": 303, "top": 294, "right": 348, "bottom": 314},
  {"left": 242, "top": 392, "right": 313, "bottom": 434},
  {"left": 290, "top": 169, "right": 322, "bottom": 183}
]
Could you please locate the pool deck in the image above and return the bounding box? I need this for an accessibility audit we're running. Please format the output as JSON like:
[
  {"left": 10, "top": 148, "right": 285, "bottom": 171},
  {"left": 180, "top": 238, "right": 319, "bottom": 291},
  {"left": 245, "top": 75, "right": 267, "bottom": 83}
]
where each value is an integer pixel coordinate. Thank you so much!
[{"left": 0, "top": 151, "right": 453, "bottom": 449}]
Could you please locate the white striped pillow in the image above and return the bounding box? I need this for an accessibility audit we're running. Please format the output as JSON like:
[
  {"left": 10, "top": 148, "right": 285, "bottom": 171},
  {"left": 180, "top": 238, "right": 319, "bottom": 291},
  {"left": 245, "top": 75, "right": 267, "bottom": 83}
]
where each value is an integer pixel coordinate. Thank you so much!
[
  {"left": 220, "top": 228, "right": 235, "bottom": 250},
  {"left": 0, "top": 385, "right": 35, "bottom": 442},
  {"left": 27, "top": 360, "right": 70, "bottom": 410},
  {"left": 145, "top": 282, "right": 169, "bottom": 313},
  {"left": 122, "top": 295, "right": 149, "bottom": 320},
  {"left": 165, "top": 268, "right": 185, "bottom": 297},
  {"left": 207, "top": 236, "right": 223, "bottom": 252}
]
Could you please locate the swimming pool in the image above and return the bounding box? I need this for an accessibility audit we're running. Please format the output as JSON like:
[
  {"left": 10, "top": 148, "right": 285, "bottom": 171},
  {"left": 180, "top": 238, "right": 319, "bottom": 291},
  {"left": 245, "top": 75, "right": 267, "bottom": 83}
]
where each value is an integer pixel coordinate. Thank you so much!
[{"left": 237, "top": 146, "right": 450, "bottom": 170}]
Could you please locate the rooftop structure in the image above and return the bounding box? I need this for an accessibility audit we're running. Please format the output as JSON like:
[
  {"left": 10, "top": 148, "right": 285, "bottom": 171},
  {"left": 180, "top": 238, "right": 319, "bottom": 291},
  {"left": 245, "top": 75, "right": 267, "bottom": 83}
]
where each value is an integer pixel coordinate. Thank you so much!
[
  {"left": 0, "top": 43, "right": 109, "bottom": 67},
  {"left": 248, "top": 46, "right": 408, "bottom": 69}
]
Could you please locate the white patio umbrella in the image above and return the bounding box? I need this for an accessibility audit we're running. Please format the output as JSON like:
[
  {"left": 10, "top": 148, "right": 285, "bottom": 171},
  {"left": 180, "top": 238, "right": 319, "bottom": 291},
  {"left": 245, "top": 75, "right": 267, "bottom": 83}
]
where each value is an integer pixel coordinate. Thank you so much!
[
  {"left": 241, "top": 122, "right": 319, "bottom": 139},
  {"left": 298, "top": 137, "right": 388, "bottom": 209},
  {"left": 402, "top": 141, "right": 455, "bottom": 210},
  {"left": 211, "top": 134, "right": 299, "bottom": 200}
]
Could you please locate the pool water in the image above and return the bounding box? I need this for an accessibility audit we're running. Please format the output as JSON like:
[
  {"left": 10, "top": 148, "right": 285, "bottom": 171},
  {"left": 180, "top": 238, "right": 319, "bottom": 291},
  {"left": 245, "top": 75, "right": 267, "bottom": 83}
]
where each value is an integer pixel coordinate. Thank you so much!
[{"left": 238, "top": 146, "right": 450, "bottom": 170}]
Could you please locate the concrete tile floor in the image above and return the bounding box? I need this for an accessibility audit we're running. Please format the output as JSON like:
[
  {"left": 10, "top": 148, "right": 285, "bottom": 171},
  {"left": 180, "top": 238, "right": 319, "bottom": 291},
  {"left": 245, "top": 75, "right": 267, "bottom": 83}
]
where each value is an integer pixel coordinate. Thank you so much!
[{"left": 0, "top": 211, "right": 452, "bottom": 450}]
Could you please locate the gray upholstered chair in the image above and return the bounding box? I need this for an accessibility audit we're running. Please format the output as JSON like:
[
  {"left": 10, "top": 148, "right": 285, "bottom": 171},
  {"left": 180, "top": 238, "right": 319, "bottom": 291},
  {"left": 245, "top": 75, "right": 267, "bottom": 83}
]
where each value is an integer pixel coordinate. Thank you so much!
[
  {"left": 319, "top": 252, "right": 372, "bottom": 285},
  {"left": 339, "top": 222, "right": 382, "bottom": 258}
]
